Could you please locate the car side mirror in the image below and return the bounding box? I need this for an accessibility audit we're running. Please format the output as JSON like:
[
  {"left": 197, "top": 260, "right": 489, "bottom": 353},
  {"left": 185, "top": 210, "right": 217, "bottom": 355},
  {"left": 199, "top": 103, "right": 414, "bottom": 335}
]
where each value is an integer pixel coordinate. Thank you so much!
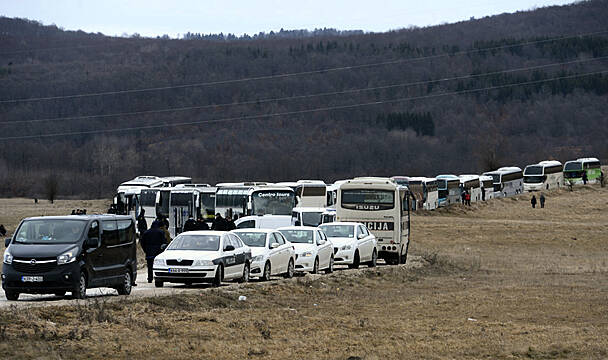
[
  {"left": 224, "top": 245, "right": 235, "bottom": 252},
  {"left": 318, "top": 239, "right": 326, "bottom": 245},
  {"left": 4, "top": 237, "right": 11, "bottom": 248},
  {"left": 85, "top": 237, "right": 98, "bottom": 249},
  {"left": 270, "top": 242, "right": 280, "bottom": 249},
  {"left": 357, "top": 233, "right": 365, "bottom": 240}
]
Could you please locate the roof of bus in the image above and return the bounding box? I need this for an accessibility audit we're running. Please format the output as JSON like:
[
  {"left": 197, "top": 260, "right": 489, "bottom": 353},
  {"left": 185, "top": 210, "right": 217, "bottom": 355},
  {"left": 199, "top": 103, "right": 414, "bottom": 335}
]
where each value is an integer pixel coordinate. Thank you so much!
[
  {"left": 160, "top": 176, "right": 192, "bottom": 182},
  {"left": 459, "top": 174, "right": 480, "bottom": 183},
  {"left": 296, "top": 180, "right": 326, "bottom": 185},
  {"left": 292, "top": 207, "right": 327, "bottom": 212},
  {"left": 576, "top": 157, "right": 600, "bottom": 163},
  {"left": 537, "top": 160, "right": 562, "bottom": 167},
  {"left": 436, "top": 174, "right": 459, "bottom": 180},
  {"left": 250, "top": 185, "right": 294, "bottom": 192},
  {"left": 496, "top": 166, "right": 522, "bottom": 172},
  {"left": 347, "top": 177, "right": 396, "bottom": 186}
]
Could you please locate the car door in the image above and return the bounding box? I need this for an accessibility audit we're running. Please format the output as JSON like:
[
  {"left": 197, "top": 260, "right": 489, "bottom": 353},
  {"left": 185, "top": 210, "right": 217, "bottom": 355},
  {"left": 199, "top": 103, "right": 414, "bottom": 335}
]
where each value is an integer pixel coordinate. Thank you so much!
[
  {"left": 276, "top": 232, "right": 292, "bottom": 269},
  {"left": 229, "top": 234, "right": 246, "bottom": 276},
  {"left": 97, "top": 218, "right": 120, "bottom": 285},
  {"left": 221, "top": 235, "right": 238, "bottom": 279},
  {"left": 271, "top": 232, "right": 288, "bottom": 274},
  {"left": 316, "top": 230, "right": 331, "bottom": 268},
  {"left": 356, "top": 225, "right": 371, "bottom": 261},
  {"left": 84, "top": 220, "right": 105, "bottom": 284},
  {"left": 360, "top": 225, "right": 375, "bottom": 259}
]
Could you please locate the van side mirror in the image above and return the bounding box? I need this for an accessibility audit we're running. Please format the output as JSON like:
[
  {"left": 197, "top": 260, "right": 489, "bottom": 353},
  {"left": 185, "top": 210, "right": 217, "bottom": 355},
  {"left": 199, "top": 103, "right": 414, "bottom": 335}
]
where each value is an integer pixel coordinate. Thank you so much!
[
  {"left": 5, "top": 237, "right": 11, "bottom": 248},
  {"left": 224, "top": 245, "right": 235, "bottom": 252},
  {"left": 85, "top": 237, "right": 98, "bottom": 249}
]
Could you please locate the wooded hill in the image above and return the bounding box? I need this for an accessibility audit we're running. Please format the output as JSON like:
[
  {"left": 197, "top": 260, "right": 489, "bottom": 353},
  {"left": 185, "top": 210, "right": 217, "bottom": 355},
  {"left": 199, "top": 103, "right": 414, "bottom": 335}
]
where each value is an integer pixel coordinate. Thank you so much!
[{"left": 0, "top": 0, "right": 607, "bottom": 198}]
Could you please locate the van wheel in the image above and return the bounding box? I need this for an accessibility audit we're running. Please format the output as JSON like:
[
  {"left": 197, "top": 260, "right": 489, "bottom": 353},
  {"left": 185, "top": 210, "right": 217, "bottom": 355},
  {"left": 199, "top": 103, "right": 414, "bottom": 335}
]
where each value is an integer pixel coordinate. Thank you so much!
[
  {"left": 325, "top": 256, "right": 334, "bottom": 274},
  {"left": 368, "top": 249, "right": 377, "bottom": 268},
  {"left": 155, "top": 280, "right": 164, "bottom": 288},
  {"left": 73, "top": 272, "right": 87, "bottom": 299},
  {"left": 348, "top": 251, "right": 360, "bottom": 269},
  {"left": 54, "top": 291, "right": 66, "bottom": 298},
  {"left": 5, "top": 290, "right": 19, "bottom": 301},
  {"left": 284, "top": 259, "right": 294, "bottom": 278},
  {"left": 238, "top": 262, "right": 250, "bottom": 283},
  {"left": 262, "top": 261, "right": 271, "bottom": 281},
  {"left": 311, "top": 257, "right": 319, "bottom": 274},
  {"left": 212, "top": 265, "right": 223, "bottom": 287},
  {"left": 116, "top": 271, "right": 132, "bottom": 295}
]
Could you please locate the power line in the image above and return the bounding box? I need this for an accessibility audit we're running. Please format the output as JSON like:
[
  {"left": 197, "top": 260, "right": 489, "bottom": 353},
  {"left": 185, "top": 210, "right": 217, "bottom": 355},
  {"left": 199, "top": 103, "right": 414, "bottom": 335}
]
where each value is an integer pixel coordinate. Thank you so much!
[
  {"left": 0, "top": 69, "right": 605, "bottom": 141},
  {"left": 2, "top": 55, "right": 606, "bottom": 126},
  {"left": 1, "top": 29, "right": 607, "bottom": 104}
]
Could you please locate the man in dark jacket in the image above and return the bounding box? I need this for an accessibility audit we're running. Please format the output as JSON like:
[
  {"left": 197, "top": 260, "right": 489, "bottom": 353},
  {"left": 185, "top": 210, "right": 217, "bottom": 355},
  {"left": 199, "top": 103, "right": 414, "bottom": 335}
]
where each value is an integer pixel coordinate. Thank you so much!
[
  {"left": 140, "top": 221, "right": 167, "bottom": 283},
  {"left": 211, "top": 213, "right": 227, "bottom": 231},
  {"left": 137, "top": 209, "right": 148, "bottom": 236},
  {"left": 183, "top": 215, "right": 198, "bottom": 232},
  {"left": 196, "top": 215, "right": 210, "bottom": 230}
]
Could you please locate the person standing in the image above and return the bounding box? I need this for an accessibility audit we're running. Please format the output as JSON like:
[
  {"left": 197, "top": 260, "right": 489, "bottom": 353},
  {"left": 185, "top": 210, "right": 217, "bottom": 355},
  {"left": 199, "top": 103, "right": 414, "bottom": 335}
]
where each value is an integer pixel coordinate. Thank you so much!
[
  {"left": 196, "top": 215, "right": 210, "bottom": 230},
  {"left": 539, "top": 193, "right": 546, "bottom": 209},
  {"left": 183, "top": 215, "right": 198, "bottom": 232},
  {"left": 464, "top": 191, "right": 471, "bottom": 206},
  {"left": 582, "top": 171, "right": 588, "bottom": 185},
  {"left": 137, "top": 209, "right": 148, "bottom": 237},
  {"left": 531, "top": 195, "right": 537, "bottom": 209},
  {"left": 140, "top": 221, "right": 167, "bottom": 283},
  {"left": 211, "top": 213, "right": 227, "bottom": 231}
]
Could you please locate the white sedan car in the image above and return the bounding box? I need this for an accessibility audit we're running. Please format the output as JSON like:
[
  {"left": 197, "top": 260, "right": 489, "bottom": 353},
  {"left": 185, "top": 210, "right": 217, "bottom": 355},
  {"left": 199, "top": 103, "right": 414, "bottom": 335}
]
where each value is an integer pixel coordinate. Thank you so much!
[
  {"left": 318, "top": 222, "right": 377, "bottom": 269},
  {"left": 153, "top": 231, "right": 251, "bottom": 287},
  {"left": 278, "top": 226, "right": 334, "bottom": 274},
  {"left": 231, "top": 229, "right": 296, "bottom": 281}
]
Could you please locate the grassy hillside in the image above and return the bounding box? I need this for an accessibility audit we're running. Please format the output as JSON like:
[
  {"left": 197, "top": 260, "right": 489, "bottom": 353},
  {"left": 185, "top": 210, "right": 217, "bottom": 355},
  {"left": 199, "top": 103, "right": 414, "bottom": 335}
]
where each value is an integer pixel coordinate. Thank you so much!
[{"left": 0, "top": 1, "right": 607, "bottom": 197}]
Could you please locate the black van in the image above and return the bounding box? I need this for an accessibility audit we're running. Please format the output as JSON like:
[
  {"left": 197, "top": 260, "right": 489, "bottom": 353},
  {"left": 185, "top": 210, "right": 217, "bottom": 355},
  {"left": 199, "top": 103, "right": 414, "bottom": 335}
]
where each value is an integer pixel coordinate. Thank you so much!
[{"left": 2, "top": 215, "right": 137, "bottom": 300}]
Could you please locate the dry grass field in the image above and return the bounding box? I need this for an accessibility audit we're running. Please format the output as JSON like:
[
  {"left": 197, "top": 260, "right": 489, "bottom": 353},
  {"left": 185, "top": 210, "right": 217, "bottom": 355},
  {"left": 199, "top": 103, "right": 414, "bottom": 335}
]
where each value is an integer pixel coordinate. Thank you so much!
[{"left": 0, "top": 184, "right": 607, "bottom": 359}]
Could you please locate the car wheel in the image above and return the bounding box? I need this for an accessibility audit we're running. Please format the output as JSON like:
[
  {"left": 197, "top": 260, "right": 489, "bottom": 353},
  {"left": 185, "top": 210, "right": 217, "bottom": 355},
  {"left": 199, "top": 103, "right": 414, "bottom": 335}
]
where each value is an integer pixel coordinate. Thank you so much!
[
  {"left": 239, "top": 262, "right": 250, "bottom": 283},
  {"left": 116, "top": 271, "right": 132, "bottom": 295},
  {"left": 72, "top": 272, "right": 87, "bottom": 299},
  {"left": 154, "top": 280, "right": 164, "bottom": 288},
  {"left": 5, "top": 290, "right": 19, "bottom": 301},
  {"left": 324, "top": 256, "right": 334, "bottom": 274},
  {"left": 262, "top": 261, "right": 271, "bottom": 281},
  {"left": 311, "top": 257, "right": 319, "bottom": 274},
  {"left": 284, "top": 259, "right": 294, "bottom": 278},
  {"left": 348, "top": 251, "right": 360, "bottom": 269},
  {"left": 368, "top": 249, "right": 377, "bottom": 268},
  {"left": 54, "top": 291, "right": 66, "bottom": 298},
  {"left": 212, "top": 265, "right": 223, "bottom": 287}
]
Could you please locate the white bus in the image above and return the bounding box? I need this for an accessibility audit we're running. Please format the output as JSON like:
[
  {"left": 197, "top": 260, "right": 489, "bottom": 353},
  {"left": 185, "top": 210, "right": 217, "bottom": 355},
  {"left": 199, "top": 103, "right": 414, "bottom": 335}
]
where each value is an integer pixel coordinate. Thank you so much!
[
  {"left": 406, "top": 177, "right": 439, "bottom": 210},
  {"left": 483, "top": 167, "right": 523, "bottom": 198},
  {"left": 115, "top": 176, "right": 165, "bottom": 217},
  {"left": 336, "top": 177, "right": 411, "bottom": 265},
  {"left": 436, "top": 175, "right": 460, "bottom": 206},
  {"left": 235, "top": 186, "right": 297, "bottom": 229},
  {"left": 479, "top": 175, "right": 495, "bottom": 201},
  {"left": 294, "top": 180, "right": 327, "bottom": 208},
  {"left": 325, "top": 180, "right": 347, "bottom": 210},
  {"left": 459, "top": 175, "right": 482, "bottom": 203},
  {"left": 390, "top": 176, "right": 410, "bottom": 187},
  {"left": 214, "top": 182, "right": 268, "bottom": 219},
  {"left": 523, "top": 160, "right": 563, "bottom": 191}
]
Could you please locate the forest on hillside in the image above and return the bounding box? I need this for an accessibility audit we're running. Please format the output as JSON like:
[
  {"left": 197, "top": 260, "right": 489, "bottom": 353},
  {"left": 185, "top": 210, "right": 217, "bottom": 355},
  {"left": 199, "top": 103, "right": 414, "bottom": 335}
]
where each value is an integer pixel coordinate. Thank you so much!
[{"left": 0, "top": 0, "right": 607, "bottom": 198}]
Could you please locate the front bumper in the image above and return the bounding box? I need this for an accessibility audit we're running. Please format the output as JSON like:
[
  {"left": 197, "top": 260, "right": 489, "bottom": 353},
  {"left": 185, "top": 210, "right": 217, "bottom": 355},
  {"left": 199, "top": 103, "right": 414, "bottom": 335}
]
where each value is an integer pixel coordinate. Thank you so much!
[
  {"left": 2, "top": 262, "right": 80, "bottom": 294},
  {"left": 332, "top": 247, "right": 355, "bottom": 265},
  {"left": 249, "top": 260, "right": 264, "bottom": 277},
  {"left": 295, "top": 255, "right": 315, "bottom": 272},
  {"left": 153, "top": 265, "right": 217, "bottom": 283}
]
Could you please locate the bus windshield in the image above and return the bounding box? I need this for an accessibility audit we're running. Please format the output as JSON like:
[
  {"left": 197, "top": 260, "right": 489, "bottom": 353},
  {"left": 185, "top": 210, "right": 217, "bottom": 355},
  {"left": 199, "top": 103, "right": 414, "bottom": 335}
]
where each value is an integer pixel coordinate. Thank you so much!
[
  {"left": 341, "top": 190, "right": 394, "bottom": 207},
  {"left": 524, "top": 166, "right": 543, "bottom": 175},
  {"left": 564, "top": 162, "right": 582, "bottom": 171},
  {"left": 14, "top": 220, "right": 87, "bottom": 244},
  {"left": 139, "top": 190, "right": 157, "bottom": 207},
  {"left": 251, "top": 191, "right": 295, "bottom": 215},
  {"left": 170, "top": 193, "right": 193, "bottom": 206},
  {"left": 524, "top": 176, "right": 544, "bottom": 184}
]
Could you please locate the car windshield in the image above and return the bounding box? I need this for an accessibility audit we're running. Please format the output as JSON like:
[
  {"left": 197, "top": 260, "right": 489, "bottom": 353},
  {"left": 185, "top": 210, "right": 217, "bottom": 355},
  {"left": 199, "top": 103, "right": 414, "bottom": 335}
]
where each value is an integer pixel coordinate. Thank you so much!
[
  {"left": 280, "top": 229, "right": 314, "bottom": 244},
  {"left": 302, "top": 212, "right": 323, "bottom": 226},
  {"left": 319, "top": 225, "right": 354, "bottom": 238},
  {"left": 167, "top": 234, "right": 220, "bottom": 251},
  {"left": 14, "top": 219, "right": 86, "bottom": 244},
  {"left": 235, "top": 232, "right": 267, "bottom": 247}
]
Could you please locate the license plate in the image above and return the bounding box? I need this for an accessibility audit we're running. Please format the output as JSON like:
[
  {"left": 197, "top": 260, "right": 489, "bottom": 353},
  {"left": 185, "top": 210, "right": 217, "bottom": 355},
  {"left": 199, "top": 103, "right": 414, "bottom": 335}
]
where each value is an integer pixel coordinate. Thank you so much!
[
  {"left": 21, "top": 276, "right": 43, "bottom": 282},
  {"left": 168, "top": 268, "right": 189, "bottom": 273}
]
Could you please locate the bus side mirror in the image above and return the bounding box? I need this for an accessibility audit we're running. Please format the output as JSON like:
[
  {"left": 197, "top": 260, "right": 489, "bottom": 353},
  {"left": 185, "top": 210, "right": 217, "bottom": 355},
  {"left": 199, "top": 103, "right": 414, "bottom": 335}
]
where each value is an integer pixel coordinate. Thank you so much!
[{"left": 5, "top": 237, "right": 11, "bottom": 248}]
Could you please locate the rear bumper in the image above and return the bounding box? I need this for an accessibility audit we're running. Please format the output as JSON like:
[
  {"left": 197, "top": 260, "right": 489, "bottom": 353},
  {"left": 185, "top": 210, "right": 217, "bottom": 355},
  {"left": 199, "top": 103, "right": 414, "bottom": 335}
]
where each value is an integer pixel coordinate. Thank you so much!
[{"left": 2, "top": 262, "right": 79, "bottom": 294}]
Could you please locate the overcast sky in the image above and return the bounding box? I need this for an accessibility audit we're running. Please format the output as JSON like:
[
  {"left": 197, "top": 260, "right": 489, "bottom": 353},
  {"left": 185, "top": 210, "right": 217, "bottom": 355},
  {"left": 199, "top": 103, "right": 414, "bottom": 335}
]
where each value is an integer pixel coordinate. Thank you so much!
[{"left": 1, "top": 0, "right": 576, "bottom": 38}]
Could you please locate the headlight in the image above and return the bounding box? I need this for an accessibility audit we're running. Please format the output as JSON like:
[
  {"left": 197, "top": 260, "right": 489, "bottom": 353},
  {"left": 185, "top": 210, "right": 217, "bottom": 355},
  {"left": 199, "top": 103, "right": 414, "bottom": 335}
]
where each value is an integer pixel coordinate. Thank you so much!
[
  {"left": 300, "top": 252, "right": 313, "bottom": 257},
  {"left": 153, "top": 258, "right": 165, "bottom": 266},
  {"left": 57, "top": 248, "right": 77, "bottom": 265},
  {"left": 3, "top": 251, "right": 12, "bottom": 265},
  {"left": 341, "top": 245, "right": 352, "bottom": 251},
  {"left": 193, "top": 259, "right": 214, "bottom": 266},
  {"left": 251, "top": 255, "right": 264, "bottom": 262}
]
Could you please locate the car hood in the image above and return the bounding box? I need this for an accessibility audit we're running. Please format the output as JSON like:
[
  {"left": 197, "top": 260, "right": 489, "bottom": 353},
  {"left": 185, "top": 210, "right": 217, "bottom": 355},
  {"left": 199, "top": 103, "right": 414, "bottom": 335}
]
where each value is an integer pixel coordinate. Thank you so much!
[
  {"left": 326, "top": 237, "right": 356, "bottom": 247},
  {"left": 8, "top": 243, "right": 79, "bottom": 258},
  {"left": 292, "top": 243, "right": 316, "bottom": 253},
  {"left": 156, "top": 250, "right": 218, "bottom": 261}
]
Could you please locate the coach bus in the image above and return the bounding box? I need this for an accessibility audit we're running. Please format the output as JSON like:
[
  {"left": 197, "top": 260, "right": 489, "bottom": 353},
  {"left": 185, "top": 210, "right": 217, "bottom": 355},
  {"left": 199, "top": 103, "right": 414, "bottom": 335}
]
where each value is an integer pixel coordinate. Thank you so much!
[
  {"left": 436, "top": 175, "right": 460, "bottom": 206},
  {"left": 214, "top": 182, "right": 268, "bottom": 219},
  {"left": 482, "top": 167, "right": 523, "bottom": 198},
  {"left": 336, "top": 177, "right": 411, "bottom": 265},
  {"left": 246, "top": 185, "right": 296, "bottom": 217},
  {"left": 406, "top": 177, "right": 439, "bottom": 210},
  {"left": 523, "top": 160, "right": 563, "bottom": 191},
  {"left": 563, "top": 158, "right": 602, "bottom": 185},
  {"left": 294, "top": 180, "right": 327, "bottom": 208},
  {"left": 459, "top": 175, "right": 482, "bottom": 203}
]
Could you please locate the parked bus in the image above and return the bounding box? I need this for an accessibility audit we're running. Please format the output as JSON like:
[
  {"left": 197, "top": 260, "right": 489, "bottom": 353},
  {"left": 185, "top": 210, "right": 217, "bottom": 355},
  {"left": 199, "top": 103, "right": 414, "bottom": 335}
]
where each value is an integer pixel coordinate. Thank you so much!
[
  {"left": 459, "top": 175, "right": 482, "bottom": 203},
  {"left": 160, "top": 176, "right": 192, "bottom": 187},
  {"left": 175, "top": 184, "right": 216, "bottom": 221},
  {"left": 336, "top": 177, "right": 411, "bottom": 265},
  {"left": 214, "top": 182, "right": 267, "bottom": 219},
  {"left": 406, "top": 177, "right": 439, "bottom": 210},
  {"left": 246, "top": 186, "right": 296, "bottom": 217},
  {"left": 325, "top": 180, "right": 347, "bottom": 209},
  {"left": 483, "top": 167, "right": 523, "bottom": 198},
  {"left": 436, "top": 175, "right": 460, "bottom": 206},
  {"left": 523, "top": 160, "right": 563, "bottom": 191},
  {"left": 390, "top": 176, "right": 410, "bottom": 187},
  {"left": 563, "top": 158, "right": 602, "bottom": 185},
  {"left": 115, "top": 176, "right": 165, "bottom": 218},
  {"left": 168, "top": 188, "right": 198, "bottom": 237},
  {"left": 294, "top": 180, "right": 327, "bottom": 208},
  {"left": 479, "top": 175, "right": 495, "bottom": 201}
]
